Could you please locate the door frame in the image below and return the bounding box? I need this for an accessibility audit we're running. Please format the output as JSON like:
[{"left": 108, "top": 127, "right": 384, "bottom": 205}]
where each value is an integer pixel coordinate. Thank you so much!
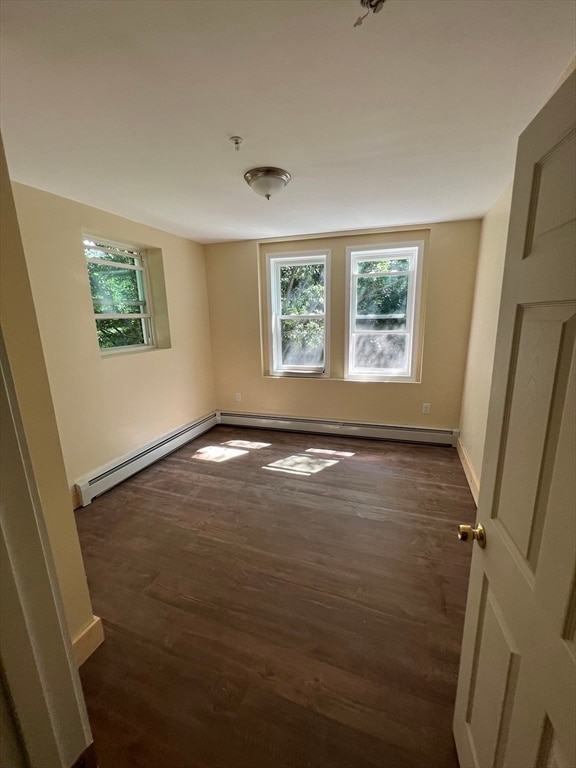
[{"left": 0, "top": 327, "right": 93, "bottom": 766}]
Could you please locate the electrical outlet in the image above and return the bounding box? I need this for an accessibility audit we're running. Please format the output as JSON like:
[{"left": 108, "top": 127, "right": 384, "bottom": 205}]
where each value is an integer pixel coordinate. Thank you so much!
[
  {"left": 422, "top": 402, "right": 431, "bottom": 414},
  {"left": 235, "top": 392, "right": 242, "bottom": 402}
]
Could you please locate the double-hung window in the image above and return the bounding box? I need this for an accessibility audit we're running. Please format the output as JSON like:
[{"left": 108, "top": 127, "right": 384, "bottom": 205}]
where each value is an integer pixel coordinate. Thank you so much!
[
  {"left": 346, "top": 242, "right": 423, "bottom": 379},
  {"left": 267, "top": 251, "right": 329, "bottom": 375},
  {"left": 84, "top": 238, "right": 155, "bottom": 352}
]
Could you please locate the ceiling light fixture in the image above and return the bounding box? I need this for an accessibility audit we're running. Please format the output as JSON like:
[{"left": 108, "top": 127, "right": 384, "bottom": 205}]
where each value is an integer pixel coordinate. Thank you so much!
[
  {"left": 354, "top": 0, "right": 388, "bottom": 27},
  {"left": 244, "top": 167, "right": 291, "bottom": 201}
]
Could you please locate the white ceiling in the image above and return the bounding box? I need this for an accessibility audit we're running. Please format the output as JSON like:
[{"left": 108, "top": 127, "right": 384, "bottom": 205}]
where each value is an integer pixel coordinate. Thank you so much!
[{"left": 1, "top": 0, "right": 574, "bottom": 243}]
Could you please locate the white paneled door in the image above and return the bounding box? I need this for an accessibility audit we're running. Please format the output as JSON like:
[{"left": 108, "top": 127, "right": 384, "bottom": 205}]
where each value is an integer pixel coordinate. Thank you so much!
[{"left": 453, "top": 72, "right": 576, "bottom": 768}]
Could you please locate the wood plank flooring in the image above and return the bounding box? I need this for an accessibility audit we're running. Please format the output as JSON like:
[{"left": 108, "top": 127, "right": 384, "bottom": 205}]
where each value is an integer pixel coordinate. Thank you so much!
[{"left": 76, "top": 426, "right": 476, "bottom": 768}]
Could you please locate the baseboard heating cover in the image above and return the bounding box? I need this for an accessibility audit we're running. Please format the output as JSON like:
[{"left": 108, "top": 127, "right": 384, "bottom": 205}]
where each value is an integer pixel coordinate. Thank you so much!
[
  {"left": 74, "top": 412, "right": 218, "bottom": 506},
  {"left": 218, "top": 412, "right": 459, "bottom": 447}
]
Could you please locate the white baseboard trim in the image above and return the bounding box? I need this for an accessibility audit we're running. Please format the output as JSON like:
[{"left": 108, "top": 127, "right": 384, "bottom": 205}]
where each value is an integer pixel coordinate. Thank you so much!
[
  {"left": 72, "top": 615, "right": 104, "bottom": 667},
  {"left": 218, "top": 411, "right": 459, "bottom": 447},
  {"left": 457, "top": 438, "right": 479, "bottom": 506},
  {"left": 74, "top": 412, "right": 218, "bottom": 506},
  {"left": 71, "top": 486, "right": 81, "bottom": 510}
]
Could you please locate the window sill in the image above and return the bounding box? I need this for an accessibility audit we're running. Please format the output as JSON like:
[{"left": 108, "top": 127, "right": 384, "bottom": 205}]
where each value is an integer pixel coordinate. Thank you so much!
[
  {"left": 100, "top": 344, "right": 158, "bottom": 358},
  {"left": 264, "top": 373, "right": 420, "bottom": 383},
  {"left": 267, "top": 370, "right": 328, "bottom": 379},
  {"left": 344, "top": 375, "right": 418, "bottom": 383}
]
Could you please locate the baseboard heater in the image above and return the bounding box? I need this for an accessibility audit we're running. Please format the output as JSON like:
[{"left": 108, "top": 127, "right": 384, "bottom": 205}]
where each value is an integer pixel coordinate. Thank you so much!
[
  {"left": 74, "top": 412, "right": 218, "bottom": 506},
  {"left": 75, "top": 411, "right": 457, "bottom": 507},
  {"left": 218, "top": 411, "right": 459, "bottom": 447}
]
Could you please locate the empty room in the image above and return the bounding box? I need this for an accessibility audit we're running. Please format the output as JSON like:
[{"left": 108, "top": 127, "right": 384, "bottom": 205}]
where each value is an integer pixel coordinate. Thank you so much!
[{"left": 1, "top": 2, "right": 575, "bottom": 767}]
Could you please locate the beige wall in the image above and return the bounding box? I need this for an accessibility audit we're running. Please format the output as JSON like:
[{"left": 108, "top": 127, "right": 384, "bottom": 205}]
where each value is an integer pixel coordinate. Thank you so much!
[
  {"left": 458, "top": 185, "right": 513, "bottom": 500},
  {"left": 12, "top": 184, "right": 216, "bottom": 486},
  {"left": 1, "top": 142, "right": 94, "bottom": 640},
  {"left": 206, "top": 220, "right": 481, "bottom": 430}
]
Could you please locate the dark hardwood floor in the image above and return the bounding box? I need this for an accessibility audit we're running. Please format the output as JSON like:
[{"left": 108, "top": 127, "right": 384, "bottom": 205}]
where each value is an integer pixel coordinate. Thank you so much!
[{"left": 76, "top": 426, "right": 476, "bottom": 768}]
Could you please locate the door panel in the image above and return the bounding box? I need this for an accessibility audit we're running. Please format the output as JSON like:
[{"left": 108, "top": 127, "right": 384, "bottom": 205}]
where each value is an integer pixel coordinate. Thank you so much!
[
  {"left": 467, "top": 585, "right": 520, "bottom": 768},
  {"left": 495, "top": 304, "right": 575, "bottom": 563},
  {"left": 453, "top": 72, "right": 576, "bottom": 768},
  {"left": 526, "top": 131, "right": 575, "bottom": 260}
]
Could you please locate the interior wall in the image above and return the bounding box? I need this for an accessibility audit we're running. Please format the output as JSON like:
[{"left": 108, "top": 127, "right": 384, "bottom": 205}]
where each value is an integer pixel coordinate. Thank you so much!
[
  {"left": 458, "top": 184, "right": 513, "bottom": 501},
  {"left": 11, "top": 183, "right": 216, "bottom": 487},
  {"left": 1, "top": 141, "right": 94, "bottom": 641},
  {"left": 205, "top": 220, "right": 481, "bottom": 430}
]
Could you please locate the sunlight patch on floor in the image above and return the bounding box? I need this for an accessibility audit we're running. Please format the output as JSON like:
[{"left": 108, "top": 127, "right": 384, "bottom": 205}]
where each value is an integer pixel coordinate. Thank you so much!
[
  {"left": 263, "top": 454, "right": 339, "bottom": 477},
  {"left": 306, "top": 447, "right": 356, "bottom": 458},
  {"left": 223, "top": 440, "right": 271, "bottom": 450},
  {"left": 192, "top": 446, "right": 249, "bottom": 463}
]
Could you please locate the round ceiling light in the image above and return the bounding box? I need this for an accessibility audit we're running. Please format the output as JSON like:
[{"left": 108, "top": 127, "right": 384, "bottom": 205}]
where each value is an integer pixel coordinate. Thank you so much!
[{"left": 244, "top": 167, "right": 291, "bottom": 200}]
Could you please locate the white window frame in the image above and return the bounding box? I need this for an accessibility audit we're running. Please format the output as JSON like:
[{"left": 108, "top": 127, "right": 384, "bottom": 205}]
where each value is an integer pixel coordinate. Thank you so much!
[
  {"left": 266, "top": 250, "right": 330, "bottom": 376},
  {"left": 83, "top": 237, "right": 155, "bottom": 355},
  {"left": 345, "top": 241, "right": 423, "bottom": 381}
]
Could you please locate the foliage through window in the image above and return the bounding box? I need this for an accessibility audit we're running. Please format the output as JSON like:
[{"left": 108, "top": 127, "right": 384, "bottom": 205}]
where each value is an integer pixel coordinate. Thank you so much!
[
  {"left": 347, "top": 243, "right": 422, "bottom": 379},
  {"left": 84, "top": 238, "right": 154, "bottom": 352},
  {"left": 267, "top": 252, "right": 328, "bottom": 374}
]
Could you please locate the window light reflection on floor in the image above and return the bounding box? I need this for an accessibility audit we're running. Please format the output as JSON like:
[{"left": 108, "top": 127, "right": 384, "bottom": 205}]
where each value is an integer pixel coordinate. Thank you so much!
[
  {"left": 305, "top": 447, "right": 355, "bottom": 458},
  {"left": 223, "top": 440, "right": 271, "bottom": 450},
  {"left": 263, "top": 454, "right": 339, "bottom": 477},
  {"left": 192, "top": 446, "right": 249, "bottom": 463}
]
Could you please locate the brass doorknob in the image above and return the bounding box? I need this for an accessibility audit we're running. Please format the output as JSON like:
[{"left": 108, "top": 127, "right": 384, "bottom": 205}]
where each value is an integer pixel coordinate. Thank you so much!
[{"left": 458, "top": 523, "right": 486, "bottom": 548}]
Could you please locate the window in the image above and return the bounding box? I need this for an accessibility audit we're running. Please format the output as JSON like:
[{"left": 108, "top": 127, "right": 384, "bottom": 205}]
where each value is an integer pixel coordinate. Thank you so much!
[
  {"left": 83, "top": 238, "right": 155, "bottom": 352},
  {"left": 346, "top": 242, "right": 423, "bottom": 379},
  {"left": 267, "top": 251, "right": 329, "bottom": 375}
]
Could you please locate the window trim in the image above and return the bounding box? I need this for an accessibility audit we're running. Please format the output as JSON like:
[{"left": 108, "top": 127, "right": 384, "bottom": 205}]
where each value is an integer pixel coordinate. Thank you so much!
[
  {"left": 345, "top": 241, "right": 424, "bottom": 381},
  {"left": 266, "top": 250, "right": 330, "bottom": 377},
  {"left": 83, "top": 237, "right": 156, "bottom": 355}
]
